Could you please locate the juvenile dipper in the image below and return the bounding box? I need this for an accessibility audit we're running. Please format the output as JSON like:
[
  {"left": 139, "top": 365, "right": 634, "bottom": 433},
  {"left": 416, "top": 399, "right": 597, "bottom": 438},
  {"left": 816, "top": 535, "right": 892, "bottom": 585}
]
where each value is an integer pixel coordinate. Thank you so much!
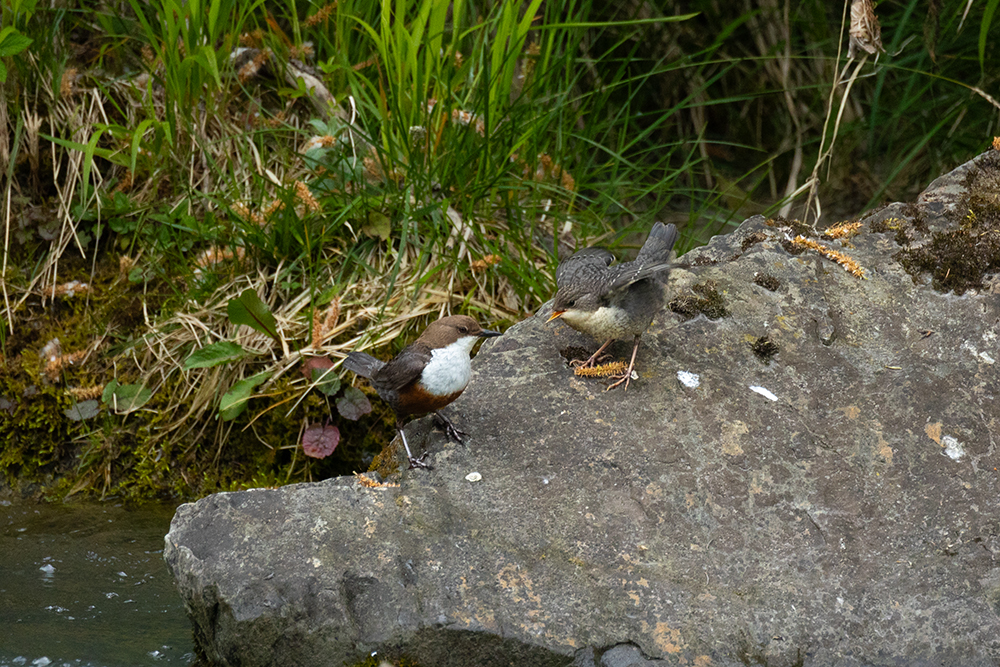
[
  {"left": 343, "top": 315, "right": 502, "bottom": 468},
  {"left": 547, "top": 221, "right": 678, "bottom": 391}
]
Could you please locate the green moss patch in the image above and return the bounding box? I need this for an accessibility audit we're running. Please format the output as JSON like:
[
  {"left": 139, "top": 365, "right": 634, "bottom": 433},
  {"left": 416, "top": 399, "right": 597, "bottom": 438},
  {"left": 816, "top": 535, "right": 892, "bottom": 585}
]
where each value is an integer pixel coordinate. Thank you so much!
[{"left": 895, "top": 152, "right": 1000, "bottom": 294}]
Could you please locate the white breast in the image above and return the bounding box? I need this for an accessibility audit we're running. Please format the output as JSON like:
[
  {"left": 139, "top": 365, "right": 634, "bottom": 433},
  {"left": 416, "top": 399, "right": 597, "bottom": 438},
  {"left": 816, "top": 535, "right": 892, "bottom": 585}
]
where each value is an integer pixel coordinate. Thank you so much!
[
  {"left": 561, "top": 305, "right": 634, "bottom": 340},
  {"left": 419, "top": 336, "right": 478, "bottom": 395}
]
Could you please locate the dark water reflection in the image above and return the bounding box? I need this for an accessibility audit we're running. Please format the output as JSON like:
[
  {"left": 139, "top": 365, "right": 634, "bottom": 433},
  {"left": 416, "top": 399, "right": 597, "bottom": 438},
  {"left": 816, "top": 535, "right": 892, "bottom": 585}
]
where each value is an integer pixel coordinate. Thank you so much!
[{"left": 0, "top": 500, "right": 194, "bottom": 666}]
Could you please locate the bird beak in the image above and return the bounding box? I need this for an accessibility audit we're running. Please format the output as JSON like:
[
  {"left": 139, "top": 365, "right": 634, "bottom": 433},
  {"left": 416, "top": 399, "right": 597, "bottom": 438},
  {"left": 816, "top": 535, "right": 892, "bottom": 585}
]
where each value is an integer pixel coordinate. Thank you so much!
[
  {"left": 547, "top": 310, "right": 564, "bottom": 323},
  {"left": 479, "top": 328, "right": 503, "bottom": 338}
]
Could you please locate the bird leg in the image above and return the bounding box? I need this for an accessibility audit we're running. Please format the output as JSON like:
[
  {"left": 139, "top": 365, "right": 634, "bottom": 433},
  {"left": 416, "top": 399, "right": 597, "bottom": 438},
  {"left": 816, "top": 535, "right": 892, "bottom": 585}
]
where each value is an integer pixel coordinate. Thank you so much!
[
  {"left": 605, "top": 335, "right": 642, "bottom": 392},
  {"left": 433, "top": 411, "right": 467, "bottom": 445},
  {"left": 570, "top": 338, "right": 615, "bottom": 368},
  {"left": 397, "top": 425, "right": 431, "bottom": 469}
]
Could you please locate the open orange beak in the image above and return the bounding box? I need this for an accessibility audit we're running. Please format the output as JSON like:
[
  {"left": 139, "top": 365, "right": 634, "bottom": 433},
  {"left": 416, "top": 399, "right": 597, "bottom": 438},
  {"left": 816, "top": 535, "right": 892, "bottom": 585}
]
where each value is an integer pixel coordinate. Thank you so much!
[{"left": 546, "top": 310, "right": 565, "bottom": 323}]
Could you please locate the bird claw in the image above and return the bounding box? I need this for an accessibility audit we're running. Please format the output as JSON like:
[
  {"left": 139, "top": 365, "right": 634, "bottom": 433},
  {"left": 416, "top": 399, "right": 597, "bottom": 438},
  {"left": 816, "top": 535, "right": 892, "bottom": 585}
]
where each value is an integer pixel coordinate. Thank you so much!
[
  {"left": 408, "top": 452, "right": 432, "bottom": 469},
  {"left": 445, "top": 424, "right": 468, "bottom": 444},
  {"left": 604, "top": 369, "right": 639, "bottom": 392},
  {"left": 433, "top": 413, "right": 467, "bottom": 444},
  {"left": 569, "top": 353, "right": 612, "bottom": 369}
]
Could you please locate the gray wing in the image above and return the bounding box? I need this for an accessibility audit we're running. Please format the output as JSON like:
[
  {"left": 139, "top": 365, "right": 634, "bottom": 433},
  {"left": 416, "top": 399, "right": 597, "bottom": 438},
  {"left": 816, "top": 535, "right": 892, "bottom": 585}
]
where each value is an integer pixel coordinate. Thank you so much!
[
  {"left": 604, "top": 257, "right": 673, "bottom": 291},
  {"left": 606, "top": 222, "right": 678, "bottom": 290},
  {"left": 371, "top": 344, "right": 431, "bottom": 392},
  {"left": 555, "top": 247, "right": 614, "bottom": 289}
]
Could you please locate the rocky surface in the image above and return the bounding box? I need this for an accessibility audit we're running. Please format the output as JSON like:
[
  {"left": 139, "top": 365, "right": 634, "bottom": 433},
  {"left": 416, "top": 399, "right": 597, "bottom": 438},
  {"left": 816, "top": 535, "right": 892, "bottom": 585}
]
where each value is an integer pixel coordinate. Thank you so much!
[{"left": 165, "top": 151, "right": 1000, "bottom": 667}]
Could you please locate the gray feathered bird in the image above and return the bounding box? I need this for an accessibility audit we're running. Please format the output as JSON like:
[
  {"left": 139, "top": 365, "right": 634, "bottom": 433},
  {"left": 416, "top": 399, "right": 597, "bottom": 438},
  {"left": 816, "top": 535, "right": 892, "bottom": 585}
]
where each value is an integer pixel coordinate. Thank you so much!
[{"left": 548, "top": 222, "right": 678, "bottom": 391}]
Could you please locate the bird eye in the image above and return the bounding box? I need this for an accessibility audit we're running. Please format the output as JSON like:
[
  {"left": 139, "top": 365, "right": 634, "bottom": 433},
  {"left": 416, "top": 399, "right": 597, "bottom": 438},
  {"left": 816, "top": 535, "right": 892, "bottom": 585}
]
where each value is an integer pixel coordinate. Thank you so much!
[
  {"left": 458, "top": 326, "right": 468, "bottom": 333},
  {"left": 566, "top": 299, "right": 575, "bottom": 308}
]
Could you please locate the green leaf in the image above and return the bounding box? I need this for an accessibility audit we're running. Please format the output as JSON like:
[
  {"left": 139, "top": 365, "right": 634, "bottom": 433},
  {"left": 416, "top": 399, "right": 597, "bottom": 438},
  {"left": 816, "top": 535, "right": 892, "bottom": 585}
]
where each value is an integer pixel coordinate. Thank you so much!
[
  {"left": 0, "top": 29, "right": 33, "bottom": 58},
  {"left": 361, "top": 211, "right": 392, "bottom": 241},
  {"left": 219, "top": 372, "right": 270, "bottom": 421},
  {"left": 102, "top": 379, "right": 154, "bottom": 414},
  {"left": 183, "top": 341, "right": 247, "bottom": 370},
  {"left": 192, "top": 45, "right": 222, "bottom": 88},
  {"left": 311, "top": 368, "right": 341, "bottom": 396},
  {"left": 981, "top": 0, "right": 999, "bottom": 71},
  {"left": 130, "top": 118, "right": 159, "bottom": 173},
  {"left": 40, "top": 133, "right": 125, "bottom": 167},
  {"left": 227, "top": 288, "right": 279, "bottom": 340}
]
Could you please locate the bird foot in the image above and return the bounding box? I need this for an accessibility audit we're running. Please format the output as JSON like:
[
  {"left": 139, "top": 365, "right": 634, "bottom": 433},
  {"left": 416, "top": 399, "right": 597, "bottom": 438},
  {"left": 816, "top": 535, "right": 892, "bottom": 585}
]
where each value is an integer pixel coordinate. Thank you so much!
[
  {"left": 569, "top": 353, "right": 612, "bottom": 369},
  {"left": 604, "top": 368, "right": 639, "bottom": 392},
  {"left": 408, "top": 452, "right": 432, "bottom": 470},
  {"left": 433, "top": 412, "right": 467, "bottom": 445}
]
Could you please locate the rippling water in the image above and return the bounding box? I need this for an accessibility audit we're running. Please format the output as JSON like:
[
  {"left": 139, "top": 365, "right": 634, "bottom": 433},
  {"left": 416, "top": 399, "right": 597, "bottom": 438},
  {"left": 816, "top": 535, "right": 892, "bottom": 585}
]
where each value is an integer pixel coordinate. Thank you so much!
[{"left": 0, "top": 500, "right": 194, "bottom": 666}]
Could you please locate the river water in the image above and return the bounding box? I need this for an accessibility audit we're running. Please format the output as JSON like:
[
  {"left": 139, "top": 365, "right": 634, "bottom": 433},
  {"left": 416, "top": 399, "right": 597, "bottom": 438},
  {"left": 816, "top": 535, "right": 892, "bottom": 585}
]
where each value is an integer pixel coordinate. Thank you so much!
[{"left": 0, "top": 500, "right": 194, "bottom": 666}]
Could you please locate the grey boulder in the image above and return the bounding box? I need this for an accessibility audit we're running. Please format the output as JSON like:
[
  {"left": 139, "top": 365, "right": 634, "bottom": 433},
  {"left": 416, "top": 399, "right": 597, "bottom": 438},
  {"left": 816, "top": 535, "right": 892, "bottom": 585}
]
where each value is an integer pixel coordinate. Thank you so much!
[{"left": 165, "top": 151, "right": 1000, "bottom": 666}]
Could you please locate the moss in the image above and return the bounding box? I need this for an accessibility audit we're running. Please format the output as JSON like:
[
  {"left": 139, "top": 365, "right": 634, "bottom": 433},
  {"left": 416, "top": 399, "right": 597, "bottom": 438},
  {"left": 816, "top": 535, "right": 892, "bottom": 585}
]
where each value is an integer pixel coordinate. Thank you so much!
[
  {"left": 766, "top": 215, "right": 812, "bottom": 237},
  {"left": 0, "top": 366, "right": 76, "bottom": 491},
  {"left": 0, "top": 255, "right": 400, "bottom": 500},
  {"left": 779, "top": 238, "right": 807, "bottom": 256},
  {"left": 752, "top": 273, "right": 781, "bottom": 291},
  {"left": 347, "top": 656, "right": 423, "bottom": 667},
  {"left": 895, "top": 152, "right": 1000, "bottom": 294},
  {"left": 368, "top": 440, "right": 403, "bottom": 479},
  {"left": 670, "top": 280, "right": 728, "bottom": 320},
  {"left": 899, "top": 202, "right": 930, "bottom": 233},
  {"left": 749, "top": 335, "right": 779, "bottom": 362},
  {"left": 740, "top": 230, "right": 768, "bottom": 251},
  {"left": 869, "top": 216, "right": 911, "bottom": 246}
]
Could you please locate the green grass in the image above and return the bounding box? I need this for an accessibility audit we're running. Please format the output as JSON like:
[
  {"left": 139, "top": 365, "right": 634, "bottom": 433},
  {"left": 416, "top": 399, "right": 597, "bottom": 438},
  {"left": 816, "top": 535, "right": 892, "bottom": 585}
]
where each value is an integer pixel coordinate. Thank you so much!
[{"left": 0, "top": 0, "right": 996, "bottom": 499}]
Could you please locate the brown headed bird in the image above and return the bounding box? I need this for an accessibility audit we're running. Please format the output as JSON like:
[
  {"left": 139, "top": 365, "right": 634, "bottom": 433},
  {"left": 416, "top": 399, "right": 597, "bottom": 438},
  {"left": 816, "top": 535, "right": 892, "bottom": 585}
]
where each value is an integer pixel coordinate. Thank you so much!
[{"left": 343, "top": 315, "right": 502, "bottom": 468}]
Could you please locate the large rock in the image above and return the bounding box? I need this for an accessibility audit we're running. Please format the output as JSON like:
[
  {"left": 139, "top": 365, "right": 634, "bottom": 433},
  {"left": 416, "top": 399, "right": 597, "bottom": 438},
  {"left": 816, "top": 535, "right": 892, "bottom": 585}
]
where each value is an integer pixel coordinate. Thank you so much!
[{"left": 165, "top": 152, "right": 1000, "bottom": 667}]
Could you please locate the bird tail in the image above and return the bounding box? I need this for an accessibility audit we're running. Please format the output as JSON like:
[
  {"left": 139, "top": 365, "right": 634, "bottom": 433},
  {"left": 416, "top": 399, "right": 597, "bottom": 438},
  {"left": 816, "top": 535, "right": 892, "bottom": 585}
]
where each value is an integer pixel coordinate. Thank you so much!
[
  {"left": 342, "top": 351, "right": 385, "bottom": 379},
  {"left": 608, "top": 222, "right": 679, "bottom": 289},
  {"left": 636, "top": 221, "right": 679, "bottom": 264}
]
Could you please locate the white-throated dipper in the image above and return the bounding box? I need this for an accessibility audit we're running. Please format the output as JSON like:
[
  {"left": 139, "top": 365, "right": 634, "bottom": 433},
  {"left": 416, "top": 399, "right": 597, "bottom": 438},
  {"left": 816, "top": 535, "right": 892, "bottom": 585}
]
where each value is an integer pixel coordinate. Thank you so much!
[
  {"left": 343, "top": 315, "right": 502, "bottom": 469},
  {"left": 547, "top": 221, "right": 678, "bottom": 391}
]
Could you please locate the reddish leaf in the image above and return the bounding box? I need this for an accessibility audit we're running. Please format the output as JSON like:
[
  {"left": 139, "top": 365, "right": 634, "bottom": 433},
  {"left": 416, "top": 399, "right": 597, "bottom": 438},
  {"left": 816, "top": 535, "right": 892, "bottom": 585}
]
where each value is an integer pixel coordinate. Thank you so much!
[
  {"left": 301, "top": 356, "right": 335, "bottom": 379},
  {"left": 336, "top": 386, "right": 372, "bottom": 421},
  {"left": 301, "top": 356, "right": 340, "bottom": 395},
  {"left": 302, "top": 424, "right": 340, "bottom": 459}
]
